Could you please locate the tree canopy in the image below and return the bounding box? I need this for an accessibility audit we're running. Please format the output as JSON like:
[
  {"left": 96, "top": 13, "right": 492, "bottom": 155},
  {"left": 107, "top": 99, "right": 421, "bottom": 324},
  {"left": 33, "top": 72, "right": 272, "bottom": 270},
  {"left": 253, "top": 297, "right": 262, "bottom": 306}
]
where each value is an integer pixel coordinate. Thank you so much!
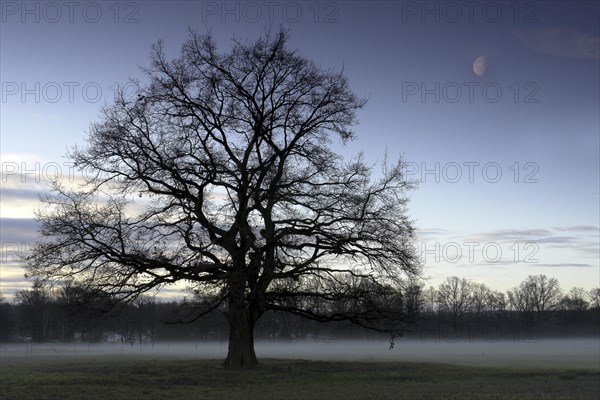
[{"left": 27, "top": 30, "right": 421, "bottom": 368}]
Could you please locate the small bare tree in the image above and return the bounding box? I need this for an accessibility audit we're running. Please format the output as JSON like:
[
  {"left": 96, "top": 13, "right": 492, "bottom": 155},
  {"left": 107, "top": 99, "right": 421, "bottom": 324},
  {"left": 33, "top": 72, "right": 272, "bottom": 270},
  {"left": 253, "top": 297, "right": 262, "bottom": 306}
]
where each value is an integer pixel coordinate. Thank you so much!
[
  {"left": 27, "top": 30, "right": 421, "bottom": 368},
  {"left": 487, "top": 290, "right": 507, "bottom": 315},
  {"left": 470, "top": 282, "right": 492, "bottom": 320},
  {"left": 437, "top": 276, "right": 473, "bottom": 326}
]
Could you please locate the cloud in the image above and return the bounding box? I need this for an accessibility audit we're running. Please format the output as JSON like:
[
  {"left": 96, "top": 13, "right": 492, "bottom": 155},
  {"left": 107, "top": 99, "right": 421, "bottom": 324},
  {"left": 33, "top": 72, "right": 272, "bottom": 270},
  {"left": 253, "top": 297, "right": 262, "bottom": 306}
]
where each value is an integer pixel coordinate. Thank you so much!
[
  {"left": 0, "top": 219, "right": 38, "bottom": 297},
  {"left": 533, "top": 263, "right": 594, "bottom": 268},
  {"left": 0, "top": 275, "right": 29, "bottom": 283},
  {"left": 0, "top": 218, "right": 39, "bottom": 243},
  {"left": 415, "top": 227, "right": 450, "bottom": 238},
  {"left": 466, "top": 227, "right": 598, "bottom": 244},
  {"left": 515, "top": 27, "right": 600, "bottom": 60},
  {"left": 0, "top": 189, "right": 44, "bottom": 219},
  {"left": 552, "top": 225, "right": 600, "bottom": 233},
  {"left": 463, "top": 261, "right": 514, "bottom": 267},
  {"left": 1, "top": 188, "right": 42, "bottom": 202},
  {"left": 0, "top": 261, "right": 29, "bottom": 299},
  {"left": 574, "top": 246, "right": 600, "bottom": 258},
  {"left": 534, "top": 236, "right": 579, "bottom": 244},
  {"left": 418, "top": 229, "right": 594, "bottom": 268},
  {"left": 465, "top": 228, "right": 552, "bottom": 242}
]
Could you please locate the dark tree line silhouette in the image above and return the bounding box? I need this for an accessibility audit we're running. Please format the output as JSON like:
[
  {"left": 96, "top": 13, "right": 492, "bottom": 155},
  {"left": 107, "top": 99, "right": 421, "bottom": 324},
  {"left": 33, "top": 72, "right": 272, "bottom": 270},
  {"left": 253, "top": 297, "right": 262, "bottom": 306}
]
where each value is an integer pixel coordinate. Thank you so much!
[{"left": 2, "top": 274, "right": 598, "bottom": 344}]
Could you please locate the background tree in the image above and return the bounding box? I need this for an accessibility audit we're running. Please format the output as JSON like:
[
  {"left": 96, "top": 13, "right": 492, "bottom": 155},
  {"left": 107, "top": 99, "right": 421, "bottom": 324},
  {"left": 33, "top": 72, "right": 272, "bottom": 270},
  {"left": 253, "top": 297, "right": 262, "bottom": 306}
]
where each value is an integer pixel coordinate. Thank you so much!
[
  {"left": 402, "top": 282, "right": 425, "bottom": 317},
  {"left": 0, "top": 295, "right": 15, "bottom": 342},
  {"left": 487, "top": 290, "right": 507, "bottom": 314},
  {"left": 436, "top": 276, "right": 473, "bottom": 326},
  {"left": 26, "top": 30, "right": 420, "bottom": 369},
  {"left": 588, "top": 288, "right": 600, "bottom": 310},
  {"left": 470, "top": 282, "right": 491, "bottom": 321},
  {"left": 14, "top": 280, "right": 51, "bottom": 342},
  {"left": 423, "top": 286, "right": 438, "bottom": 313},
  {"left": 2, "top": 275, "right": 597, "bottom": 343},
  {"left": 561, "top": 287, "right": 589, "bottom": 312},
  {"left": 507, "top": 274, "right": 562, "bottom": 331}
]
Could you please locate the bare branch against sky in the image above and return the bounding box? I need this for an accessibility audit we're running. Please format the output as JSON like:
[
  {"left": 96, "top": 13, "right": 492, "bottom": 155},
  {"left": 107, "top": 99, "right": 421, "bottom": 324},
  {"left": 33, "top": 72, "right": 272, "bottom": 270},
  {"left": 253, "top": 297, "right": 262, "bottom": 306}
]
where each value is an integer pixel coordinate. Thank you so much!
[{"left": 22, "top": 29, "right": 421, "bottom": 368}]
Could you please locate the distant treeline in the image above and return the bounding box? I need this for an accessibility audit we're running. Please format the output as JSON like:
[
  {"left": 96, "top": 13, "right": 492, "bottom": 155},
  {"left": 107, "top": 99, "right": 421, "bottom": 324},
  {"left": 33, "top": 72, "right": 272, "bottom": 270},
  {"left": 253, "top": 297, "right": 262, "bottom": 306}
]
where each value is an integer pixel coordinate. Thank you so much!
[{"left": 1, "top": 274, "right": 599, "bottom": 343}]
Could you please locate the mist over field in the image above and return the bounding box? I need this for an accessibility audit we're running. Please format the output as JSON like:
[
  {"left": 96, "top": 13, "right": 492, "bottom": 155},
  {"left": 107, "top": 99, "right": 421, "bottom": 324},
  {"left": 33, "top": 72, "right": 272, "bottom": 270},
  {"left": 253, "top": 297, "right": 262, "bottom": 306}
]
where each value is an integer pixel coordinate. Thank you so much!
[{"left": 2, "top": 338, "right": 598, "bottom": 369}]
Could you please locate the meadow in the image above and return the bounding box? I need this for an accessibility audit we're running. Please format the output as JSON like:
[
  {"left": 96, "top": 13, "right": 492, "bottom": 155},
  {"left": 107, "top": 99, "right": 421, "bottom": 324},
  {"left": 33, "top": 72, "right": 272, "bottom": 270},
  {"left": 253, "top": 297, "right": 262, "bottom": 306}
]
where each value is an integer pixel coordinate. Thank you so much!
[{"left": 1, "top": 340, "right": 599, "bottom": 399}]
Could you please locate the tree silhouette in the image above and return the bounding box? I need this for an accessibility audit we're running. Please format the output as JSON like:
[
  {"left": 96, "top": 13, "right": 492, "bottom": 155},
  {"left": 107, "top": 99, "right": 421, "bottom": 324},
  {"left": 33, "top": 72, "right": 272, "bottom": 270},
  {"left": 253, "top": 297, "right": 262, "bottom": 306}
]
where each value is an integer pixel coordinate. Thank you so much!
[
  {"left": 437, "top": 276, "right": 473, "bottom": 326},
  {"left": 561, "top": 287, "right": 590, "bottom": 311},
  {"left": 26, "top": 30, "right": 420, "bottom": 368},
  {"left": 507, "top": 274, "right": 562, "bottom": 331}
]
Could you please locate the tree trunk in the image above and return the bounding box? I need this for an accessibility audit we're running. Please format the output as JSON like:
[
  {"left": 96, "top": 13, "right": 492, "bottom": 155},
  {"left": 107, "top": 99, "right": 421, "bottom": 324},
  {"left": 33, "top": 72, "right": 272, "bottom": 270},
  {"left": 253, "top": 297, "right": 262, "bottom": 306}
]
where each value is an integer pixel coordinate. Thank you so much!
[{"left": 223, "top": 303, "right": 259, "bottom": 369}]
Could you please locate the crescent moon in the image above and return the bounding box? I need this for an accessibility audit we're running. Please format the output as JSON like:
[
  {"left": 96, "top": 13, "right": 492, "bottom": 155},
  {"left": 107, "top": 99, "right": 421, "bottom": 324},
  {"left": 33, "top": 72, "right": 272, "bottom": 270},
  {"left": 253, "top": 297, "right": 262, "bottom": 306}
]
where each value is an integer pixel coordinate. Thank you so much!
[{"left": 473, "top": 56, "right": 486, "bottom": 77}]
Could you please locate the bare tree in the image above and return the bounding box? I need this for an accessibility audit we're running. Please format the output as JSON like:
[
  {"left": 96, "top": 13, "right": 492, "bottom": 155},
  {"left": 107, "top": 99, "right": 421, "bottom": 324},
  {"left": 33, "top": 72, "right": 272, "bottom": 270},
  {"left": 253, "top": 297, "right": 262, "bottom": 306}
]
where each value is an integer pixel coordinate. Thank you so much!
[
  {"left": 508, "top": 275, "right": 562, "bottom": 313},
  {"left": 0, "top": 295, "right": 15, "bottom": 342},
  {"left": 487, "top": 290, "right": 507, "bottom": 314},
  {"left": 423, "top": 286, "right": 437, "bottom": 313},
  {"left": 403, "top": 282, "right": 425, "bottom": 316},
  {"left": 470, "top": 282, "right": 491, "bottom": 320},
  {"left": 561, "top": 287, "right": 589, "bottom": 311},
  {"left": 15, "top": 280, "right": 51, "bottom": 342},
  {"left": 507, "top": 274, "right": 562, "bottom": 329},
  {"left": 26, "top": 30, "right": 420, "bottom": 368},
  {"left": 437, "top": 276, "right": 473, "bottom": 326},
  {"left": 589, "top": 288, "right": 600, "bottom": 310}
]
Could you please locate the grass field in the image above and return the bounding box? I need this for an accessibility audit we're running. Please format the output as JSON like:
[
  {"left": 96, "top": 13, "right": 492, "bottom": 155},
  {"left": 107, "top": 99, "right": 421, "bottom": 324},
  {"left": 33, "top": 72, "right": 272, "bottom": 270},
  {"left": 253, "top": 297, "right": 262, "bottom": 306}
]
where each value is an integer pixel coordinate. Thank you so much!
[{"left": 1, "top": 357, "right": 598, "bottom": 400}]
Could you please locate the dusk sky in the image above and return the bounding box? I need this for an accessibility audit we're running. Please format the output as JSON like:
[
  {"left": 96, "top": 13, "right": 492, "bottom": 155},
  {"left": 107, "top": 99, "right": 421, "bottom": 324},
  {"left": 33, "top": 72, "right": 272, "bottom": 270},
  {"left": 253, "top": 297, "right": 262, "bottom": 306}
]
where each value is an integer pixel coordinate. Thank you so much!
[{"left": 1, "top": 1, "right": 599, "bottom": 299}]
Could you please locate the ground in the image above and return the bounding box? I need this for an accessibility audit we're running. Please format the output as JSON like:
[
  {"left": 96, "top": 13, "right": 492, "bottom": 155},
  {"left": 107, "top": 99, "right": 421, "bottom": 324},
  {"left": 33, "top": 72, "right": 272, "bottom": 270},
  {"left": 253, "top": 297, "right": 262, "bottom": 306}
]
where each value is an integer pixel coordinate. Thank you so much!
[{"left": 1, "top": 357, "right": 598, "bottom": 400}]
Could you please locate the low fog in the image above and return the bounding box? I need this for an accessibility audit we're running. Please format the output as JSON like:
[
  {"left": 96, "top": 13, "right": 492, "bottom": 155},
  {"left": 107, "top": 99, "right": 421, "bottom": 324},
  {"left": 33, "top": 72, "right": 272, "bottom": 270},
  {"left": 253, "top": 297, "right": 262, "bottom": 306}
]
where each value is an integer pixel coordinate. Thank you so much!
[{"left": 2, "top": 338, "right": 598, "bottom": 369}]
